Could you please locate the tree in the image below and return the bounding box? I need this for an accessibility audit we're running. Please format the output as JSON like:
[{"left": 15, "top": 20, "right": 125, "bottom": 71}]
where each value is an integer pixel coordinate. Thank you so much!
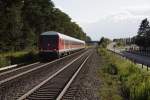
[
  {"left": 99, "top": 37, "right": 110, "bottom": 48},
  {"left": 86, "top": 35, "right": 92, "bottom": 41},
  {"left": 138, "top": 18, "right": 149, "bottom": 36},
  {"left": 0, "top": 0, "right": 23, "bottom": 51},
  {"left": 135, "top": 18, "right": 150, "bottom": 48},
  {"left": 21, "top": 0, "right": 55, "bottom": 48},
  {"left": 0, "top": 0, "right": 90, "bottom": 52}
]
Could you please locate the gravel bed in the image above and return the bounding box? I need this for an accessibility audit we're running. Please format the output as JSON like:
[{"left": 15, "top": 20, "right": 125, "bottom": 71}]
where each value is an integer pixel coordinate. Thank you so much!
[
  {"left": 63, "top": 49, "right": 102, "bottom": 100},
  {"left": 0, "top": 62, "right": 42, "bottom": 81}
]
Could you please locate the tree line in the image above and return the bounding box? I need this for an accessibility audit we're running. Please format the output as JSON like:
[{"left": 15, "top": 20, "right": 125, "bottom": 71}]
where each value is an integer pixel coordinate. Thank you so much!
[
  {"left": 0, "top": 0, "right": 91, "bottom": 52},
  {"left": 113, "top": 18, "right": 150, "bottom": 50}
]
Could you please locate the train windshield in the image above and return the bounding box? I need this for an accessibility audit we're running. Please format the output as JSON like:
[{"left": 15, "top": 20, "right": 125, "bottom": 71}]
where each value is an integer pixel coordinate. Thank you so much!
[{"left": 40, "top": 35, "right": 58, "bottom": 50}]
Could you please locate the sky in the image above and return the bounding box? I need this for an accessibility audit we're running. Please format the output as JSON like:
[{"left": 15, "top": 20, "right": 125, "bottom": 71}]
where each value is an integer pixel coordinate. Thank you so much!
[{"left": 53, "top": 0, "right": 150, "bottom": 40}]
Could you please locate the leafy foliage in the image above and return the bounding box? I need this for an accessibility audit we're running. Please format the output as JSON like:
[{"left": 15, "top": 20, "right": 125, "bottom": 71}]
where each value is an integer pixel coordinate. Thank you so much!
[
  {"left": 135, "top": 18, "right": 150, "bottom": 48},
  {"left": 85, "top": 35, "right": 92, "bottom": 41},
  {"left": 0, "top": 0, "right": 23, "bottom": 51},
  {"left": 0, "top": 0, "right": 90, "bottom": 52},
  {"left": 99, "top": 37, "right": 111, "bottom": 48}
]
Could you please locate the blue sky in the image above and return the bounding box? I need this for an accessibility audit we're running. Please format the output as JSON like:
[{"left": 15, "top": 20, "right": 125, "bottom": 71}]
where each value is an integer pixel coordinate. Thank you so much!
[{"left": 53, "top": 0, "right": 150, "bottom": 40}]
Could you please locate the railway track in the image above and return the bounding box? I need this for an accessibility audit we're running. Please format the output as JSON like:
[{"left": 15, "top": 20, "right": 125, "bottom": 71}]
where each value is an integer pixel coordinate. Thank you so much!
[
  {"left": 0, "top": 49, "right": 87, "bottom": 100},
  {"left": 0, "top": 62, "right": 41, "bottom": 82},
  {"left": 17, "top": 49, "right": 92, "bottom": 100}
]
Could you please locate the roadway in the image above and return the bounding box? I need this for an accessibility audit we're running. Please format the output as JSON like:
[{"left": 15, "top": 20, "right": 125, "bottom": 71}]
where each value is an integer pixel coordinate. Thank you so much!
[{"left": 107, "top": 43, "right": 150, "bottom": 66}]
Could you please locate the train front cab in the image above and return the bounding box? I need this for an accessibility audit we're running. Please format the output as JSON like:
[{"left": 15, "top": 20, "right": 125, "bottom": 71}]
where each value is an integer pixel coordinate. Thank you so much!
[{"left": 39, "top": 34, "right": 60, "bottom": 59}]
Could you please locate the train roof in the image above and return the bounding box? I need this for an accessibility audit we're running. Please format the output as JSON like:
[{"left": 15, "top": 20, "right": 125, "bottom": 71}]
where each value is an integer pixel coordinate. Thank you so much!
[{"left": 41, "top": 31, "right": 85, "bottom": 44}]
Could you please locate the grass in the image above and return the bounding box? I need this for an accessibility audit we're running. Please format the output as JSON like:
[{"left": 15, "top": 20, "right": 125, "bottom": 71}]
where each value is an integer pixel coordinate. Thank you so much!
[
  {"left": 97, "top": 51, "right": 123, "bottom": 100},
  {"left": 0, "top": 56, "right": 11, "bottom": 68},
  {"left": 98, "top": 47, "right": 150, "bottom": 100},
  {"left": 0, "top": 49, "right": 39, "bottom": 68},
  {"left": 0, "top": 51, "right": 28, "bottom": 57},
  {"left": 98, "top": 66, "right": 123, "bottom": 100}
]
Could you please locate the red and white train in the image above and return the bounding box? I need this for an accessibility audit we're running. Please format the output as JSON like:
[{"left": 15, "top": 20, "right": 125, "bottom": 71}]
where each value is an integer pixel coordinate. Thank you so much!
[{"left": 39, "top": 31, "right": 85, "bottom": 58}]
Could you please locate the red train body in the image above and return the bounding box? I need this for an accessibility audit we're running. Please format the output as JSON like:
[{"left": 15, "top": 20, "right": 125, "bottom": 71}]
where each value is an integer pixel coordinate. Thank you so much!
[{"left": 39, "top": 31, "right": 85, "bottom": 58}]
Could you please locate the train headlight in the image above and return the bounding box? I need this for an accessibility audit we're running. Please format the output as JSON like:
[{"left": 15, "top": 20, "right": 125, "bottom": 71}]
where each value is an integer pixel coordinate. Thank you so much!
[{"left": 53, "top": 49, "right": 57, "bottom": 51}]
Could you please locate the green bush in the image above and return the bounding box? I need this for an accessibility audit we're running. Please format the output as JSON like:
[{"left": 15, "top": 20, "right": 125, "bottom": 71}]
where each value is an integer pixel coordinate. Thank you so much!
[{"left": 104, "top": 63, "right": 118, "bottom": 75}]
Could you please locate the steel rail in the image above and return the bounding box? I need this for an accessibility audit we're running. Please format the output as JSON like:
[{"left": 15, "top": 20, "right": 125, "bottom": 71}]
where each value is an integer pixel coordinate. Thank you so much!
[
  {"left": 0, "top": 62, "right": 40, "bottom": 77},
  {"left": 17, "top": 50, "right": 90, "bottom": 100},
  {"left": 56, "top": 54, "right": 91, "bottom": 100},
  {"left": 0, "top": 49, "right": 85, "bottom": 79},
  {"left": 0, "top": 49, "right": 86, "bottom": 87}
]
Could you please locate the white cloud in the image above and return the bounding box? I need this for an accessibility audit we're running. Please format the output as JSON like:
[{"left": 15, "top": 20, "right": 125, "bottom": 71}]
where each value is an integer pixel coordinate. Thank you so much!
[
  {"left": 80, "top": 5, "right": 150, "bottom": 40},
  {"left": 53, "top": 0, "right": 150, "bottom": 40},
  {"left": 109, "top": 12, "right": 149, "bottom": 22},
  {"left": 123, "top": 5, "right": 150, "bottom": 15}
]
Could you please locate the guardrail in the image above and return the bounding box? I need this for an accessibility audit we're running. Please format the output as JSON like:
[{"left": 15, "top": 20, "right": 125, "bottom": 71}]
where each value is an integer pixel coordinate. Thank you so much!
[{"left": 107, "top": 49, "right": 150, "bottom": 71}]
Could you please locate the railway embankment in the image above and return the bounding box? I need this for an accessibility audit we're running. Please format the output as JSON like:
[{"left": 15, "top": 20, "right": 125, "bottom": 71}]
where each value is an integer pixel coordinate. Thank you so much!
[{"left": 98, "top": 47, "right": 150, "bottom": 100}]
